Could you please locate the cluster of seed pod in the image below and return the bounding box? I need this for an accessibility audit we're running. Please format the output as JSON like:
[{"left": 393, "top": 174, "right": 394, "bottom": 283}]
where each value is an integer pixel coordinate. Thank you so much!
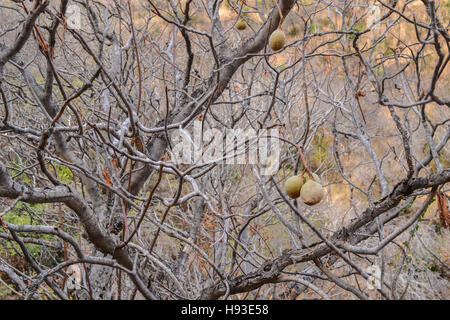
[
  {"left": 236, "top": 16, "right": 286, "bottom": 52},
  {"left": 284, "top": 172, "right": 324, "bottom": 205}
]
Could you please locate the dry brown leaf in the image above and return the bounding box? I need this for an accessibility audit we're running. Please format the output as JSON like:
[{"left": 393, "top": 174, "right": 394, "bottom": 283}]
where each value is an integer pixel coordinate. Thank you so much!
[
  {"left": 102, "top": 169, "right": 113, "bottom": 187},
  {"left": 437, "top": 191, "right": 450, "bottom": 229},
  {"left": 112, "top": 157, "right": 119, "bottom": 169},
  {"left": 133, "top": 136, "right": 144, "bottom": 152}
]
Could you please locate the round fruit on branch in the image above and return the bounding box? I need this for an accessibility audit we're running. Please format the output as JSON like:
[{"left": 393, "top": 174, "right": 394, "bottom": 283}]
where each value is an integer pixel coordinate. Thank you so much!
[
  {"left": 236, "top": 19, "right": 247, "bottom": 30},
  {"left": 300, "top": 179, "right": 324, "bottom": 205},
  {"left": 284, "top": 174, "right": 305, "bottom": 199},
  {"left": 269, "top": 29, "right": 286, "bottom": 51}
]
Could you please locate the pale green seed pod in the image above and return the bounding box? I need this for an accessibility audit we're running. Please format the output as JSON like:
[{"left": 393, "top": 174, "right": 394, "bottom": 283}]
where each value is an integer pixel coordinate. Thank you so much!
[
  {"left": 236, "top": 19, "right": 247, "bottom": 30},
  {"left": 285, "top": 175, "right": 305, "bottom": 199},
  {"left": 269, "top": 29, "right": 286, "bottom": 51},
  {"left": 300, "top": 180, "right": 324, "bottom": 205}
]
